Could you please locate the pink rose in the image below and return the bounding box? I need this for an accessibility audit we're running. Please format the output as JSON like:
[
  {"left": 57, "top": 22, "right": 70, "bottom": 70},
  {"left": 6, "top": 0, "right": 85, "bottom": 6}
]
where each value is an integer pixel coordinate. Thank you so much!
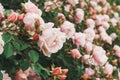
[
  {"left": 0, "top": 33, "right": 4, "bottom": 54},
  {"left": 113, "top": 45, "right": 120, "bottom": 57},
  {"left": 41, "top": 22, "right": 54, "bottom": 31},
  {"left": 60, "top": 21, "right": 75, "bottom": 39},
  {"left": 15, "top": 69, "right": 28, "bottom": 80},
  {"left": 104, "top": 63, "right": 113, "bottom": 75},
  {"left": 1, "top": 71, "right": 11, "bottom": 80},
  {"left": 86, "top": 19, "right": 95, "bottom": 28},
  {"left": 59, "top": 75, "right": 67, "bottom": 80},
  {"left": 110, "top": 33, "right": 117, "bottom": 40},
  {"left": 23, "top": 0, "right": 42, "bottom": 16},
  {"left": 52, "top": 67, "right": 62, "bottom": 75},
  {"left": 70, "top": 49, "right": 82, "bottom": 59},
  {"left": 95, "top": 15, "right": 103, "bottom": 26},
  {"left": 84, "top": 42, "right": 93, "bottom": 54},
  {"left": 64, "top": 4, "right": 71, "bottom": 12},
  {"left": 84, "top": 28, "right": 95, "bottom": 42},
  {"left": 8, "top": 12, "right": 18, "bottom": 22},
  {"left": 83, "top": 55, "right": 90, "bottom": 60},
  {"left": 96, "top": 78, "right": 100, "bottom": 80},
  {"left": 23, "top": 13, "right": 44, "bottom": 35},
  {"left": 110, "top": 18, "right": 118, "bottom": 27},
  {"left": 0, "top": 3, "right": 4, "bottom": 20},
  {"left": 38, "top": 28, "right": 66, "bottom": 57},
  {"left": 74, "top": 8, "right": 84, "bottom": 23},
  {"left": 102, "top": 22, "right": 110, "bottom": 30},
  {"left": 93, "top": 46, "right": 108, "bottom": 65},
  {"left": 103, "top": 15, "right": 110, "bottom": 22},
  {"left": 67, "top": 0, "right": 78, "bottom": 6},
  {"left": 85, "top": 67, "right": 95, "bottom": 76},
  {"left": 72, "top": 32, "right": 86, "bottom": 47}
]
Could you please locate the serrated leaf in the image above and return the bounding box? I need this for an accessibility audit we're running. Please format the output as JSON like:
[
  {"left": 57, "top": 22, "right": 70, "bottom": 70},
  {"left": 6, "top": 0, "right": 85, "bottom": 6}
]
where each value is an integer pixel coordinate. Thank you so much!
[
  {"left": 28, "top": 50, "right": 39, "bottom": 63},
  {"left": 4, "top": 43, "right": 14, "bottom": 58},
  {"left": 2, "top": 33, "right": 12, "bottom": 44},
  {"left": 12, "top": 41, "right": 20, "bottom": 51},
  {"left": 19, "top": 60, "right": 30, "bottom": 71}
]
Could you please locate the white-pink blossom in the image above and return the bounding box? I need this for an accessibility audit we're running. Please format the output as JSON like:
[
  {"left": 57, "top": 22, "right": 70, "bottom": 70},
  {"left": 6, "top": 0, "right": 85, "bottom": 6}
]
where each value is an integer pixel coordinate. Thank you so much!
[
  {"left": 104, "top": 63, "right": 113, "bottom": 75},
  {"left": 67, "top": 0, "right": 78, "bottom": 6},
  {"left": 86, "top": 19, "right": 95, "bottom": 28},
  {"left": 70, "top": 49, "right": 82, "bottom": 59},
  {"left": 110, "top": 33, "right": 117, "bottom": 40},
  {"left": 93, "top": 46, "right": 108, "bottom": 65},
  {"left": 84, "top": 42, "right": 93, "bottom": 54},
  {"left": 85, "top": 67, "right": 95, "bottom": 76},
  {"left": 1, "top": 71, "right": 11, "bottom": 80},
  {"left": 113, "top": 45, "right": 120, "bottom": 57},
  {"left": 72, "top": 32, "right": 86, "bottom": 47},
  {"left": 38, "top": 28, "right": 66, "bottom": 57},
  {"left": 74, "top": 8, "right": 84, "bottom": 23},
  {"left": 84, "top": 28, "right": 95, "bottom": 42},
  {"left": 60, "top": 21, "right": 75, "bottom": 39}
]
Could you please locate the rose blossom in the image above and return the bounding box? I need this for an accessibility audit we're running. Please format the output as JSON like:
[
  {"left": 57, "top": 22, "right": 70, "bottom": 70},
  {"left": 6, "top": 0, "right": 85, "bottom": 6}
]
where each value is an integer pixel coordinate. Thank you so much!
[
  {"left": 104, "top": 63, "right": 113, "bottom": 75},
  {"left": 113, "top": 45, "right": 120, "bottom": 57},
  {"left": 72, "top": 32, "right": 86, "bottom": 47},
  {"left": 0, "top": 3, "right": 4, "bottom": 20},
  {"left": 85, "top": 67, "right": 95, "bottom": 76},
  {"left": 84, "top": 28, "right": 95, "bottom": 42},
  {"left": 1, "top": 71, "right": 11, "bottom": 80},
  {"left": 110, "top": 18, "right": 118, "bottom": 27},
  {"left": 102, "top": 22, "right": 110, "bottom": 30},
  {"left": 74, "top": 8, "right": 84, "bottom": 23},
  {"left": 60, "top": 21, "right": 75, "bottom": 39},
  {"left": 59, "top": 75, "right": 67, "bottom": 80},
  {"left": 84, "top": 42, "right": 93, "bottom": 54},
  {"left": 70, "top": 49, "right": 82, "bottom": 59},
  {"left": 38, "top": 28, "right": 66, "bottom": 57},
  {"left": 64, "top": 4, "right": 71, "bottom": 12},
  {"left": 93, "top": 46, "right": 108, "bottom": 65},
  {"left": 110, "top": 33, "right": 117, "bottom": 40},
  {"left": 0, "top": 33, "right": 4, "bottom": 54},
  {"left": 23, "top": 13, "right": 44, "bottom": 35},
  {"left": 23, "top": 0, "right": 42, "bottom": 16},
  {"left": 86, "top": 19, "right": 95, "bottom": 28},
  {"left": 52, "top": 67, "right": 62, "bottom": 75},
  {"left": 8, "top": 12, "right": 18, "bottom": 22},
  {"left": 67, "top": 0, "right": 78, "bottom": 6}
]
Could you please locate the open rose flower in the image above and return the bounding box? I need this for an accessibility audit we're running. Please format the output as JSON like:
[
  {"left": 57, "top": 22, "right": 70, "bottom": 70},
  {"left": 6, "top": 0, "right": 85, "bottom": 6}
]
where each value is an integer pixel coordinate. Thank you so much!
[
  {"left": 113, "top": 45, "right": 120, "bottom": 57},
  {"left": 38, "top": 28, "right": 66, "bottom": 57},
  {"left": 60, "top": 21, "right": 75, "bottom": 39},
  {"left": 104, "top": 63, "right": 113, "bottom": 75},
  {"left": 85, "top": 67, "right": 95, "bottom": 76},
  {"left": 67, "top": 0, "right": 78, "bottom": 6},
  {"left": 72, "top": 32, "right": 86, "bottom": 47},
  {"left": 86, "top": 19, "right": 95, "bottom": 28},
  {"left": 1, "top": 70, "right": 11, "bottom": 80},
  {"left": 74, "top": 8, "right": 84, "bottom": 23},
  {"left": 93, "top": 46, "right": 108, "bottom": 65},
  {"left": 23, "top": 0, "right": 42, "bottom": 16},
  {"left": 70, "top": 49, "right": 82, "bottom": 59},
  {"left": 8, "top": 12, "right": 18, "bottom": 22}
]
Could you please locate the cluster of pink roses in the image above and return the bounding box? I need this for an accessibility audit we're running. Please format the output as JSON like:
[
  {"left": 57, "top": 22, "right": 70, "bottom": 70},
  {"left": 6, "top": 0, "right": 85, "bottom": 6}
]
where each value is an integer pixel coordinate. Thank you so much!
[{"left": 0, "top": 0, "right": 120, "bottom": 80}]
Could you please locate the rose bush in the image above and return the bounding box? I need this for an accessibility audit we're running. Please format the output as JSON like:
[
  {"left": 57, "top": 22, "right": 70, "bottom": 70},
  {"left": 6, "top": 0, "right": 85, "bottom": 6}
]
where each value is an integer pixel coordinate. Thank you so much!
[{"left": 0, "top": 0, "right": 120, "bottom": 80}]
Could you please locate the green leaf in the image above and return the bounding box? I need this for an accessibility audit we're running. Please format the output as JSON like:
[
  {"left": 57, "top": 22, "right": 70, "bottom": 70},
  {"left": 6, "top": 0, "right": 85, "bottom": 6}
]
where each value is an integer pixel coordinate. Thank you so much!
[
  {"left": 0, "top": 71, "right": 3, "bottom": 80},
  {"left": 12, "top": 41, "right": 20, "bottom": 51},
  {"left": 19, "top": 60, "right": 30, "bottom": 71},
  {"left": 4, "top": 43, "right": 14, "bottom": 58},
  {"left": 19, "top": 41, "right": 30, "bottom": 50},
  {"left": 2, "top": 33, "right": 12, "bottom": 44},
  {"left": 28, "top": 50, "right": 39, "bottom": 63},
  {"left": 32, "top": 63, "right": 41, "bottom": 75}
]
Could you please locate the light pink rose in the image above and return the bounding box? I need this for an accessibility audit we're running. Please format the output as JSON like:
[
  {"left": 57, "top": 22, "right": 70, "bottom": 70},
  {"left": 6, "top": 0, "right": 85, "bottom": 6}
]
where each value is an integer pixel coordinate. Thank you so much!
[
  {"left": 95, "top": 15, "right": 103, "bottom": 26},
  {"left": 23, "top": 13, "right": 44, "bottom": 35},
  {"left": 84, "top": 42, "right": 93, "bottom": 54},
  {"left": 86, "top": 19, "right": 95, "bottom": 28},
  {"left": 96, "top": 78, "right": 100, "bottom": 80},
  {"left": 0, "top": 3, "right": 4, "bottom": 20},
  {"left": 60, "top": 21, "right": 75, "bottom": 39},
  {"left": 113, "top": 45, "right": 120, "bottom": 57},
  {"left": 72, "top": 32, "right": 86, "bottom": 47},
  {"left": 84, "top": 28, "right": 95, "bottom": 42},
  {"left": 103, "top": 15, "right": 110, "bottom": 22},
  {"left": 38, "top": 28, "right": 66, "bottom": 57},
  {"left": 1, "top": 71, "right": 11, "bottom": 80},
  {"left": 94, "top": 5, "right": 102, "bottom": 12},
  {"left": 93, "top": 46, "right": 108, "bottom": 65},
  {"left": 8, "top": 12, "right": 18, "bottom": 22},
  {"left": 100, "top": 0, "right": 107, "bottom": 5},
  {"left": 110, "top": 18, "right": 118, "bottom": 27},
  {"left": 64, "top": 4, "right": 71, "bottom": 12},
  {"left": 44, "top": 1, "right": 56, "bottom": 12},
  {"left": 83, "top": 55, "right": 90, "bottom": 60},
  {"left": 102, "top": 22, "right": 110, "bottom": 30},
  {"left": 41, "top": 22, "right": 54, "bottom": 31},
  {"left": 85, "top": 67, "right": 95, "bottom": 76},
  {"left": 110, "top": 33, "right": 117, "bottom": 40},
  {"left": 0, "top": 33, "right": 4, "bottom": 54},
  {"left": 90, "top": 1, "right": 97, "bottom": 8},
  {"left": 67, "top": 0, "right": 78, "bottom": 6},
  {"left": 23, "top": 0, "right": 42, "bottom": 16},
  {"left": 70, "top": 49, "right": 82, "bottom": 59},
  {"left": 74, "top": 8, "right": 84, "bottom": 23},
  {"left": 104, "top": 63, "right": 113, "bottom": 75}
]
